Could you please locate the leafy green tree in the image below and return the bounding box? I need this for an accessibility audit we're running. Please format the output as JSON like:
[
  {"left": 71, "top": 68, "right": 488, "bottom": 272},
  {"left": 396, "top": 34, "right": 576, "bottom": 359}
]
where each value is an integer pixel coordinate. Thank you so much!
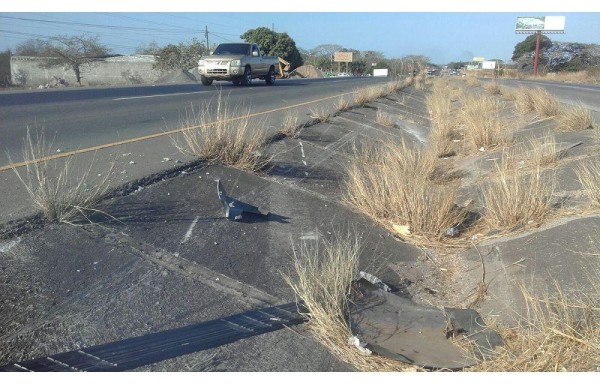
[
  {"left": 40, "top": 35, "right": 110, "bottom": 86},
  {"left": 153, "top": 38, "right": 206, "bottom": 72},
  {"left": 240, "top": 27, "right": 303, "bottom": 69},
  {"left": 512, "top": 34, "right": 552, "bottom": 61}
]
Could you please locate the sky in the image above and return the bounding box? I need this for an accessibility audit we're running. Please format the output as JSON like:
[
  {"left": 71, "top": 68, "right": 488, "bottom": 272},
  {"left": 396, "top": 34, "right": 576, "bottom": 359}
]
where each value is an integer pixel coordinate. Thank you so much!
[{"left": 0, "top": 1, "right": 598, "bottom": 65}]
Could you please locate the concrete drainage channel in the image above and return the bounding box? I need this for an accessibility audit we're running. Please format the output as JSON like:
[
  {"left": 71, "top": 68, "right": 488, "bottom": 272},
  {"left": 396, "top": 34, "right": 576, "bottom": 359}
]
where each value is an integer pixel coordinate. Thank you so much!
[{"left": 9, "top": 82, "right": 597, "bottom": 371}]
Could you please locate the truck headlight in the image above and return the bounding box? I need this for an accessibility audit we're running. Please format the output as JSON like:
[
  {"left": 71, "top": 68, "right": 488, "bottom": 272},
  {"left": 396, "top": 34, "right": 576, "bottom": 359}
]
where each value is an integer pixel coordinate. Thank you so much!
[
  {"left": 198, "top": 60, "right": 206, "bottom": 67},
  {"left": 230, "top": 60, "right": 241, "bottom": 66}
]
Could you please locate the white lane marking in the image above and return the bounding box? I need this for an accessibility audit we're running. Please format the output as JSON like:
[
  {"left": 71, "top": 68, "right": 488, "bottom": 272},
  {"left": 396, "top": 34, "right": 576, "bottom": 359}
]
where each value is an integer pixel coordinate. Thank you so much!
[
  {"left": 181, "top": 216, "right": 200, "bottom": 244},
  {"left": 300, "top": 232, "right": 319, "bottom": 240},
  {"left": 114, "top": 91, "right": 211, "bottom": 101}
]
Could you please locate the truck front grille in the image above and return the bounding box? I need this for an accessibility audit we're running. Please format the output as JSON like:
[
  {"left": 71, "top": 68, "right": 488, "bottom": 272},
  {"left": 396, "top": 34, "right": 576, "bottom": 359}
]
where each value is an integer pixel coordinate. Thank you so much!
[{"left": 207, "top": 69, "right": 228, "bottom": 75}]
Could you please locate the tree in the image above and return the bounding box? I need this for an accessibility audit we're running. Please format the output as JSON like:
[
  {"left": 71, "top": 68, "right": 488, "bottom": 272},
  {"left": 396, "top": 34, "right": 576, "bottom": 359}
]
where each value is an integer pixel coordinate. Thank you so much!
[
  {"left": 15, "top": 39, "right": 52, "bottom": 56},
  {"left": 240, "top": 27, "right": 303, "bottom": 69},
  {"left": 0, "top": 49, "right": 11, "bottom": 86},
  {"left": 40, "top": 35, "right": 110, "bottom": 86},
  {"left": 135, "top": 41, "right": 160, "bottom": 55},
  {"left": 152, "top": 38, "right": 206, "bottom": 72},
  {"left": 512, "top": 34, "right": 552, "bottom": 61}
]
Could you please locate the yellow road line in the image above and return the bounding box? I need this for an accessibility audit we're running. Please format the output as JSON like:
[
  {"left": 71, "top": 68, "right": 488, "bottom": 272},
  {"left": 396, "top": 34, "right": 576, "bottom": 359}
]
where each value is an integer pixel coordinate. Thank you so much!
[{"left": 0, "top": 91, "right": 355, "bottom": 172}]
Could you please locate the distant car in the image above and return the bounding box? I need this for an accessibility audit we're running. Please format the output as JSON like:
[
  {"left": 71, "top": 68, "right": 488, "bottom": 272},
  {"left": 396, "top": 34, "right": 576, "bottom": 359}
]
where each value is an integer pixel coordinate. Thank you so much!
[{"left": 337, "top": 72, "right": 350, "bottom": 77}]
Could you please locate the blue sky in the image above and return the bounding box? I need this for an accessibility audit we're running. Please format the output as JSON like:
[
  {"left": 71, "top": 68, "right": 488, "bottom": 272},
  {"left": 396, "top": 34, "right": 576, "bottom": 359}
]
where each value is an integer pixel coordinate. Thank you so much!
[{"left": 1, "top": 2, "right": 598, "bottom": 64}]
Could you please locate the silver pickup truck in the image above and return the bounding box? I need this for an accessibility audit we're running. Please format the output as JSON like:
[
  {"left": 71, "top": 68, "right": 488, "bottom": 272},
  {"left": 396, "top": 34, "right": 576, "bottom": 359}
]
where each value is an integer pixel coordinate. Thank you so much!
[{"left": 197, "top": 43, "right": 279, "bottom": 86}]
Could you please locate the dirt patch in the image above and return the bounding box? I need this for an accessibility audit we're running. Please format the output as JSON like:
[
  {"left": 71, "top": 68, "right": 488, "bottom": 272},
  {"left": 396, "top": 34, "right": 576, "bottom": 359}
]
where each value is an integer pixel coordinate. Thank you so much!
[{"left": 289, "top": 65, "right": 324, "bottom": 79}]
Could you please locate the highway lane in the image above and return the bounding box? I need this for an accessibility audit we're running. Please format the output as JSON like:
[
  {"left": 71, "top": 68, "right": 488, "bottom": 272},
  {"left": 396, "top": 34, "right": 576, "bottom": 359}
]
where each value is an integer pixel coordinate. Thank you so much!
[{"left": 0, "top": 76, "right": 389, "bottom": 167}]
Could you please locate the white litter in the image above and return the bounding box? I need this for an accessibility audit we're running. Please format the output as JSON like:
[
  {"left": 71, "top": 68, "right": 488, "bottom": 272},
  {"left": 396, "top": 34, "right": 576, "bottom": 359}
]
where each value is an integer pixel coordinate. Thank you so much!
[{"left": 348, "top": 336, "right": 372, "bottom": 355}]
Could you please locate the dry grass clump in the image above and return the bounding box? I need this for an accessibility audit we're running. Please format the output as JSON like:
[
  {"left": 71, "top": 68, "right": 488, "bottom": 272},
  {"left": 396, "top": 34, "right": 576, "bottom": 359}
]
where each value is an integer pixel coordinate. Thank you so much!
[
  {"left": 354, "top": 84, "right": 392, "bottom": 106},
  {"left": 484, "top": 82, "right": 502, "bottom": 95},
  {"left": 345, "top": 140, "right": 465, "bottom": 242},
  {"left": 280, "top": 111, "right": 299, "bottom": 138},
  {"left": 514, "top": 87, "right": 536, "bottom": 114},
  {"left": 309, "top": 106, "right": 330, "bottom": 122},
  {"left": 283, "top": 232, "right": 415, "bottom": 371},
  {"left": 576, "top": 158, "right": 600, "bottom": 207},
  {"left": 527, "top": 134, "right": 562, "bottom": 168},
  {"left": 500, "top": 87, "right": 516, "bottom": 101},
  {"left": 460, "top": 94, "right": 514, "bottom": 151},
  {"left": 336, "top": 97, "right": 350, "bottom": 112},
  {"left": 466, "top": 76, "right": 480, "bottom": 87},
  {"left": 11, "top": 126, "right": 113, "bottom": 224},
  {"left": 426, "top": 79, "right": 460, "bottom": 157},
  {"left": 529, "top": 87, "right": 562, "bottom": 117},
  {"left": 514, "top": 87, "right": 563, "bottom": 117},
  {"left": 470, "top": 283, "right": 600, "bottom": 372},
  {"left": 376, "top": 109, "right": 394, "bottom": 127},
  {"left": 479, "top": 166, "right": 555, "bottom": 230},
  {"left": 557, "top": 103, "right": 596, "bottom": 131},
  {"left": 173, "top": 94, "right": 269, "bottom": 171}
]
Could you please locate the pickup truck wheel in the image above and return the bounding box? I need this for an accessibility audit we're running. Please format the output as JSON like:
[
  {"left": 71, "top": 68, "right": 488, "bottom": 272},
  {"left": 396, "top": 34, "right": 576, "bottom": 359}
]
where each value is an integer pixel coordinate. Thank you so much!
[
  {"left": 200, "top": 76, "right": 213, "bottom": 86},
  {"left": 241, "top": 67, "right": 252, "bottom": 86},
  {"left": 265, "top": 66, "right": 276, "bottom": 85}
]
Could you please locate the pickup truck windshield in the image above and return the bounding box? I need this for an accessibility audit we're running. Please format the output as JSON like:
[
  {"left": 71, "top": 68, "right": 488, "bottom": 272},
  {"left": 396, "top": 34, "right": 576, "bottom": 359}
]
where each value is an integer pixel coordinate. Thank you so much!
[{"left": 212, "top": 44, "right": 251, "bottom": 56}]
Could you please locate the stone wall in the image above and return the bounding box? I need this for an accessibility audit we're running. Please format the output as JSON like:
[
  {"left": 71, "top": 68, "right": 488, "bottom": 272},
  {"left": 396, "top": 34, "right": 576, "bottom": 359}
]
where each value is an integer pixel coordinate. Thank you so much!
[{"left": 10, "top": 55, "right": 163, "bottom": 87}]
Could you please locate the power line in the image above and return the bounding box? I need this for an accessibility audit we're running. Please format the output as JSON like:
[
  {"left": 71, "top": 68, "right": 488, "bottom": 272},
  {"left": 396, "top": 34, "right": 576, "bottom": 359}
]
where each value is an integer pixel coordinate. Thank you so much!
[{"left": 0, "top": 15, "right": 197, "bottom": 34}]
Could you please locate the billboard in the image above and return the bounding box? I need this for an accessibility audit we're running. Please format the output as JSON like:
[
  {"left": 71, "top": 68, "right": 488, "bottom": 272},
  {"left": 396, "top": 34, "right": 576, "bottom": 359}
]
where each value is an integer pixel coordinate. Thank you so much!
[
  {"left": 516, "top": 16, "right": 565, "bottom": 33},
  {"left": 482, "top": 61, "right": 496, "bottom": 70},
  {"left": 373, "top": 68, "right": 388, "bottom": 77},
  {"left": 334, "top": 52, "right": 353, "bottom": 63}
]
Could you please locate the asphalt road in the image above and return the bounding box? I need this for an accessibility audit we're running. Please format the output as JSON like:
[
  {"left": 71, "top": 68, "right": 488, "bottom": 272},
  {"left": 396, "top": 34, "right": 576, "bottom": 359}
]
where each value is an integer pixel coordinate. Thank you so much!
[{"left": 0, "top": 77, "right": 388, "bottom": 167}]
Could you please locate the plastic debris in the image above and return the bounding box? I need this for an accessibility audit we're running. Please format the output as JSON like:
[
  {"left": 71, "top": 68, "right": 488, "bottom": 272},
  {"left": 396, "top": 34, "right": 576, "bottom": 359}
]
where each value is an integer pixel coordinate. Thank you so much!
[
  {"left": 348, "top": 336, "right": 372, "bottom": 355},
  {"left": 162, "top": 158, "right": 171, "bottom": 162},
  {"left": 216, "top": 180, "right": 269, "bottom": 221},
  {"left": 392, "top": 224, "right": 411, "bottom": 236},
  {"left": 446, "top": 226, "right": 460, "bottom": 237},
  {"left": 129, "top": 161, "right": 136, "bottom": 165},
  {"left": 478, "top": 147, "right": 485, "bottom": 152},
  {"left": 359, "top": 271, "right": 391, "bottom": 292}
]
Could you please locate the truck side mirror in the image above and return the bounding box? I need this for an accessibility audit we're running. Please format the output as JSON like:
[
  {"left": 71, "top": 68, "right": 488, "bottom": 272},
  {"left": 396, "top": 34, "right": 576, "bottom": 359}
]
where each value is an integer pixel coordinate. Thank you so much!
[{"left": 252, "top": 51, "right": 259, "bottom": 57}]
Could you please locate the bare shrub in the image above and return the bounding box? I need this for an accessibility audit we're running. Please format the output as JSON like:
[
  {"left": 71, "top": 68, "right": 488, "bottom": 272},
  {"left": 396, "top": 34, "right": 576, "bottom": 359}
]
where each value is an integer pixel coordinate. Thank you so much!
[
  {"left": 577, "top": 158, "right": 600, "bottom": 207},
  {"left": 557, "top": 103, "right": 596, "bottom": 131},
  {"left": 344, "top": 140, "right": 465, "bottom": 242},
  {"left": 376, "top": 109, "right": 394, "bottom": 127},
  {"left": 480, "top": 166, "right": 555, "bottom": 230},
  {"left": 460, "top": 94, "right": 514, "bottom": 151},
  {"left": 280, "top": 111, "right": 299, "bottom": 138},
  {"left": 283, "top": 231, "right": 414, "bottom": 371},
  {"left": 172, "top": 93, "right": 269, "bottom": 171},
  {"left": 10, "top": 126, "right": 113, "bottom": 224}
]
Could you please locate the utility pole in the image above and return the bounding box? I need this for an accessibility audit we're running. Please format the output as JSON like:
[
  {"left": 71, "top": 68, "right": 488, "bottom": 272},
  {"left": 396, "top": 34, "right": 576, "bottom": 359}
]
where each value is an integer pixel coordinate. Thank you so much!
[
  {"left": 272, "top": 23, "right": 275, "bottom": 32},
  {"left": 205, "top": 26, "right": 210, "bottom": 53},
  {"left": 533, "top": 30, "right": 541, "bottom": 76}
]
